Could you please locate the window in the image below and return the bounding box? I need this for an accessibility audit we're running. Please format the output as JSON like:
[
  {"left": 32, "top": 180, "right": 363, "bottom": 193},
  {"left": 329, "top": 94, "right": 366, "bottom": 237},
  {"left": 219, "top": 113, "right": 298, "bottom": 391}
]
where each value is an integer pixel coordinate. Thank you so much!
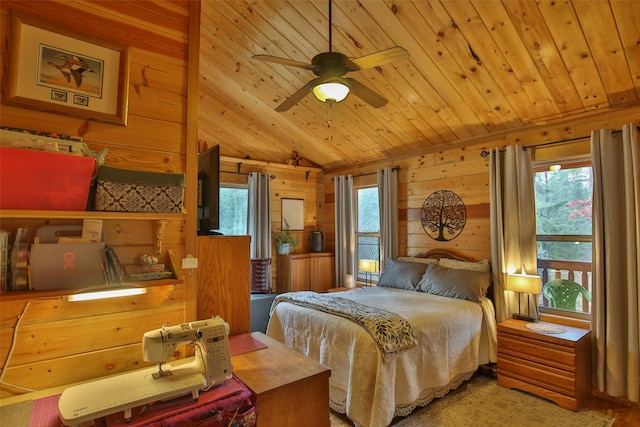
[
  {"left": 356, "top": 186, "right": 380, "bottom": 284},
  {"left": 533, "top": 158, "right": 592, "bottom": 318},
  {"left": 218, "top": 184, "right": 248, "bottom": 235}
]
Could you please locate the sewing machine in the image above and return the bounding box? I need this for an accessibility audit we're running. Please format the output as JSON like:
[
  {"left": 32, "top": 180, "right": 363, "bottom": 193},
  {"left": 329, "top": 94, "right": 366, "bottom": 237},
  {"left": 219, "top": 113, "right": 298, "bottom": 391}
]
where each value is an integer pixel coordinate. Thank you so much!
[{"left": 58, "top": 317, "right": 233, "bottom": 426}]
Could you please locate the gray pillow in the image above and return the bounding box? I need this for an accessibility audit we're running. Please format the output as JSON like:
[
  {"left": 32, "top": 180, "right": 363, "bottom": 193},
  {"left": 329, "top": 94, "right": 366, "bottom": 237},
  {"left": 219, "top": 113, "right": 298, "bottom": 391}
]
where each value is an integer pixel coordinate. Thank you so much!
[
  {"left": 377, "top": 258, "right": 428, "bottom": 290},
  {"left": 417, "top": 263, "right": 491, "bottom": 302}
]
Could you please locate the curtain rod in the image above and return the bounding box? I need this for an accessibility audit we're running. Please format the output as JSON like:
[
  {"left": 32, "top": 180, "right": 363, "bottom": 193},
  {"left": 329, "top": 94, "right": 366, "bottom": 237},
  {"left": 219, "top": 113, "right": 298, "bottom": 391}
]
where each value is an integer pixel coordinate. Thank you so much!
[
  {"left": 479, "top": 126, "right": 639, "bottom": 158},
  {"left": 332, "top": 165, "right": 400, "bottom": 180}
]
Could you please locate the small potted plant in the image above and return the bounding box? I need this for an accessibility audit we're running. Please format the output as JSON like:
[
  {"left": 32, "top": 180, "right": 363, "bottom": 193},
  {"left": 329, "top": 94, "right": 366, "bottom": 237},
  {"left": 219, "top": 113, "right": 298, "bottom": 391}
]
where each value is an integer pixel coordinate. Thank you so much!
[{"left": 274, "top": 220, "right": 298, "bottom": 255}]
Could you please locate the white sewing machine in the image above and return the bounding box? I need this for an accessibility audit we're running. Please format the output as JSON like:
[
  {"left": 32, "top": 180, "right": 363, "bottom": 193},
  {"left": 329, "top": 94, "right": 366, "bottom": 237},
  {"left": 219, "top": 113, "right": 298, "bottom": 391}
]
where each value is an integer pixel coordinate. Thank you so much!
[{"left": 58, "top": 317, "right": 233, "bottom": 426}]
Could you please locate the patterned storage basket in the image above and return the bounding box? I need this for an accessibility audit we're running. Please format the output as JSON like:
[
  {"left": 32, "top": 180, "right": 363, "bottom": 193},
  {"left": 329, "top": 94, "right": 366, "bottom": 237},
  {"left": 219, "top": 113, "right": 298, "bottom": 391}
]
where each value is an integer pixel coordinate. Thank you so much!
[{"left": 94, "top": 165, "right": 185, "bottom": 213}]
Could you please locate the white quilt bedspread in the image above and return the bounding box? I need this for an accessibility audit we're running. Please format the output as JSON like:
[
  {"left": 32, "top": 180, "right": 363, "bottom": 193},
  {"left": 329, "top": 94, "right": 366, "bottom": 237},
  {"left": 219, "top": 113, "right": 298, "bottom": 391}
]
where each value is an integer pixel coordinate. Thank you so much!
[{"left": 266, "top": 287, "right": 497, "bottom": 427}]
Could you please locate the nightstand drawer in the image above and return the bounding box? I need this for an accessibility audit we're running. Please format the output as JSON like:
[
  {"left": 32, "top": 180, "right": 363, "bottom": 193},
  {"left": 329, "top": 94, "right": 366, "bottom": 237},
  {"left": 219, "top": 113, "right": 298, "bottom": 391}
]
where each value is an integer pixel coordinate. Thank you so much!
[
  {"left": 498, "top": 353, "right": 576, "bottom": 395},
  {"left": 498, "top": 333, "right": 576, "bottom": 370}
]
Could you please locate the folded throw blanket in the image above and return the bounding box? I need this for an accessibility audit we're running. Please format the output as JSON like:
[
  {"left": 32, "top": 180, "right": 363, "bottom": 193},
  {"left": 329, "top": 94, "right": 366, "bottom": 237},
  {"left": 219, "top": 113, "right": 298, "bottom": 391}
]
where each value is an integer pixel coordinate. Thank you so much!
[{"left": 271, "top": 291, "right": 417, "bottom": 360}]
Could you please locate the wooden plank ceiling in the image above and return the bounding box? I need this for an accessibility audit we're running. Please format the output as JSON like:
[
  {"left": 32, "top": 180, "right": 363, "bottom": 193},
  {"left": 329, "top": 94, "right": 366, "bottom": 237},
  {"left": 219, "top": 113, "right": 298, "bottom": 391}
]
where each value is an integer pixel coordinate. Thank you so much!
[{"left": 198, "top": 0, "right": 640, "bottom": 171}]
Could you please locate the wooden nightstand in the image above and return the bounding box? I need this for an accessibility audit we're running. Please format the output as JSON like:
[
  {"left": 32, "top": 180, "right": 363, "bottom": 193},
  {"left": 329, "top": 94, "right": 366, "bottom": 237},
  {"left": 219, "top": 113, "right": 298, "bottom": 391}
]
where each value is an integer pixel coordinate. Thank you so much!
[{"left": 497, "top": 319, "right": 591, "bottom": 411}]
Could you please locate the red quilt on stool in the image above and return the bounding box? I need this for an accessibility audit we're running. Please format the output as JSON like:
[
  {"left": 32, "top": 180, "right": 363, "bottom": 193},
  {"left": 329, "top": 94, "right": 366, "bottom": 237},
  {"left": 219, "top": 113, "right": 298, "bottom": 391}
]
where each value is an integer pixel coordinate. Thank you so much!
[
  {"left": 30, "top": 334, "right": 265, "bottom": 427},
  {"left": 104, "top": 376, "right": 256, "bottom": 427}
]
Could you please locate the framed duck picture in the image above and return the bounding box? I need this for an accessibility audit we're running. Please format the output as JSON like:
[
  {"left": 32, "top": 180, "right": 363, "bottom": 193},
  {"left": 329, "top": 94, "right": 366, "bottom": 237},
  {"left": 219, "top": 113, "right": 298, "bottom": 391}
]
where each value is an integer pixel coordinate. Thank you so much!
[{"left": 5, "top": 10, "right": 130, "bottom": 126}]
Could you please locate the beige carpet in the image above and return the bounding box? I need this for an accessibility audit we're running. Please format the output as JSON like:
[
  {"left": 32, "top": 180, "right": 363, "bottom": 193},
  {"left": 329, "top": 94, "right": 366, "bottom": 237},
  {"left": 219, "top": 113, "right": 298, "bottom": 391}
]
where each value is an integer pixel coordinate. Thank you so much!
[{"left": 330, "top": 375, "right": 615, "bottom": 427}]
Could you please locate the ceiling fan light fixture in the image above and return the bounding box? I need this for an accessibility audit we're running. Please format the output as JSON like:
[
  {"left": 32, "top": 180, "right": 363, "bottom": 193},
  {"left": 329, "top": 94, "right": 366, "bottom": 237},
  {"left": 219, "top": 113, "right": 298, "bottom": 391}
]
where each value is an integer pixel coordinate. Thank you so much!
[{"left": 313, "top": 81, "right": 350, "bottom": 103}]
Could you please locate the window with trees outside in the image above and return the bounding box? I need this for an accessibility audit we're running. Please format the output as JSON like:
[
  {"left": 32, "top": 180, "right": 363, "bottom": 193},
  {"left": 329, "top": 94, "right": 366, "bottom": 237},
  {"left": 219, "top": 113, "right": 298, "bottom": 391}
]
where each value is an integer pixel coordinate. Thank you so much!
[
  {"left": 356, "top": 186, "right": 381, "bottom": 284},
  {"left": 218, "top": 184, "right": 248, "bottom": 235},
  {"left": 533, "top": 157, "right": 592, "bottom": 318}
]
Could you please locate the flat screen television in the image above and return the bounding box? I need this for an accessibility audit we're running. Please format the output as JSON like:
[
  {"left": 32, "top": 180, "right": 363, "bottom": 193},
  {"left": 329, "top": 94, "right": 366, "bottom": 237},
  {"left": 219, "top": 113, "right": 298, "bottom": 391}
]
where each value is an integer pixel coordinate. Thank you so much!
[{"left": 197, "top": 144, "right": 221, "bottom": 235}]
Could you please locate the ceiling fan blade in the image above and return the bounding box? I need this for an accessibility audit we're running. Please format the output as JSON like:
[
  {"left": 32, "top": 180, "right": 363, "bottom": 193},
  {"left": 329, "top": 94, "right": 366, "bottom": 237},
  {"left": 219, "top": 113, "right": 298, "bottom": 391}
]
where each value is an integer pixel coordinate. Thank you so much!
[
  {"left": 348, "top": 46, "right": 409, "bottom": 71},
  {"left": 345, "top": 78, "right": 388, "bottom": 108},
  {"left": 252, "top": 54, "right": 315, "bottom": 70},
  {"left": 275, "top": 78, "right": 320, "bottom": 112}
]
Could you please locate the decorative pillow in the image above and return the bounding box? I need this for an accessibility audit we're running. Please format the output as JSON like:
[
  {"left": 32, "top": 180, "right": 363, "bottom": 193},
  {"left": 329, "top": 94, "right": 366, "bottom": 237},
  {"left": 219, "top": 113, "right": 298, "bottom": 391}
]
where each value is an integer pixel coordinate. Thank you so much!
[
  {"left": 417, "top": 263, "right": 492, "bottom": 303},
  {"left": 377, "top": 258, "right": 429, "bottom": 290},
  {"left": 438, "top": 257, "right": 490, "bottom": 273},
  {"left": 397, "top": 256, "right": 439, "bottom": 265}
]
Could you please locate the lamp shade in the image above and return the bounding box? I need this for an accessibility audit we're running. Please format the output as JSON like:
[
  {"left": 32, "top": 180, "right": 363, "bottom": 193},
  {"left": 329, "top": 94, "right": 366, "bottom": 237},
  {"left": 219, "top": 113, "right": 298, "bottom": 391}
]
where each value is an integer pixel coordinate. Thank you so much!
[
  {"left": 312, "top": 81, "right": 350, "bottom": 103},
  {"left": 359, "top": 259, "right": 379, "bottom": 273},
  {"left": 505, "top": 273, "right": 542, "bottom": 294}
]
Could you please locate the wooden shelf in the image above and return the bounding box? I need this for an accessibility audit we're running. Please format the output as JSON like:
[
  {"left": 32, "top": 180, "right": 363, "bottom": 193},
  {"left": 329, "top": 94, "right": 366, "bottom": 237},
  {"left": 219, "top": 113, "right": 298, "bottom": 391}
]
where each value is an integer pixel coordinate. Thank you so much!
[{"left": 0, "top": 209, "right": 186, "bottom": 220}]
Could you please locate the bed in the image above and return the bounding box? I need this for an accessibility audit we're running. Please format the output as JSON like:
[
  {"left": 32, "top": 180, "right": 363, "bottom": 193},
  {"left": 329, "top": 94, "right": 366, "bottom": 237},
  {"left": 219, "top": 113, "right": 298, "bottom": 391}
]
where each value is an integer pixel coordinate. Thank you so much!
[{"left": 266, "top": 249, "right": 498, "bottom": 427}]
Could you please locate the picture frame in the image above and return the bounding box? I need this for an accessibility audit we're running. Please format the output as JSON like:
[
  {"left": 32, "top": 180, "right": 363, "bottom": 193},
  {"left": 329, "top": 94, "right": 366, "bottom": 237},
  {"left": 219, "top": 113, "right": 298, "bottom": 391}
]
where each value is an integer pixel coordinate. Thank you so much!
[
  {"left": 282, "top": 198, "right": 304, "bottom": 231},
  {"left": 5, "top": 11, "right": 130, "bottom": 126}
]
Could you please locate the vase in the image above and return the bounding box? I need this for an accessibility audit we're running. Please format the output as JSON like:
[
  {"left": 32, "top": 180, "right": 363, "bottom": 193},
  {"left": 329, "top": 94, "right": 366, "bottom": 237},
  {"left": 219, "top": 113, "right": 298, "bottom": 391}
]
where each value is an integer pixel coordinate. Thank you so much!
[
  {"left": 278, "top": 243, "right": 290, "bottom": 255},
  {"left": 310, "top": 231, "right": 324, "bottom": 252}
]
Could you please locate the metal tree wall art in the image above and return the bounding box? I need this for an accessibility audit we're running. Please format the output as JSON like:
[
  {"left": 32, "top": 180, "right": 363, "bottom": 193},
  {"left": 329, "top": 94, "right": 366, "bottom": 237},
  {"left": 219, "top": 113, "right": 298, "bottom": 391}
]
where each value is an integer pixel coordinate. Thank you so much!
[{"left": 421, "top": 190, "right": 466, "bottom": 241}]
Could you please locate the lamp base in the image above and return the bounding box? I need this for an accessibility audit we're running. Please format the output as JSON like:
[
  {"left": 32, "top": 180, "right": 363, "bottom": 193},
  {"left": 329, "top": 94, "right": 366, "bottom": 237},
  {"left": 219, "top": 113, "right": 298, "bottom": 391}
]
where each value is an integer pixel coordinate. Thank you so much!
[{"left": 512, "top": 313, "right": 538, "bottom": 322}]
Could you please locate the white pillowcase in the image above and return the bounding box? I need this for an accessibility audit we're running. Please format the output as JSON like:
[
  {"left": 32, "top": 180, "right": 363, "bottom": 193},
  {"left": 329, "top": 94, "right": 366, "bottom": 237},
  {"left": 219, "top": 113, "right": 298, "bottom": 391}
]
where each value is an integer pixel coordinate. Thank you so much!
[
  {"left": 397, "top": 256, "right": 439, "bottom": 265},
  {"left": 438, "top": 257, "right": 490, "bottom": 273}
]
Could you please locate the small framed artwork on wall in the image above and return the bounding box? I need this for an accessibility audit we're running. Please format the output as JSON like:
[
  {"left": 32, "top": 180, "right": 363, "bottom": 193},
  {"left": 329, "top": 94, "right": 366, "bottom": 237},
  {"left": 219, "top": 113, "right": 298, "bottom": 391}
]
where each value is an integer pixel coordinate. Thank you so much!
[
  {"left": 5, "top": 11, "right": 130, "bottom": 126},
  {"left": 282, "top": 198, "right": 304, "bottom": 231}
]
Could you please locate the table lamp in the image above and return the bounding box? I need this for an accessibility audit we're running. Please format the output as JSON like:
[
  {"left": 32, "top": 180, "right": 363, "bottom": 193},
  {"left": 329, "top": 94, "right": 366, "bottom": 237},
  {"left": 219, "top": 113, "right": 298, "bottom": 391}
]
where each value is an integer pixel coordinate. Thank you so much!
[
  {"left": 359, "top": 259, "right": 379, "bottom": 288},
  {"left": 505, "top": 272, "right": 542, "bottom": 322}
]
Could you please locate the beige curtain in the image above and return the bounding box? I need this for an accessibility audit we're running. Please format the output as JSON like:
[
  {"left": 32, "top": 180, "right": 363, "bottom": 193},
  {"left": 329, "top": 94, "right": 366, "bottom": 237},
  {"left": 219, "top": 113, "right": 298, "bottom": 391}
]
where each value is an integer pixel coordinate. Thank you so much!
[
  {"left": 334, "top": 175, "right": 356, "bottom": 287},
  {"left": 489, "top": 145, "right": 538, "bottom": 323},
  {"left": 591, "top": 124, "right": 640, "bottom": 402},
  {"left": 247, "top": 172, "right": 271, "bottom": 259},
  {"left": 377, "top": 167, "right": 398, "bottom": 268}
]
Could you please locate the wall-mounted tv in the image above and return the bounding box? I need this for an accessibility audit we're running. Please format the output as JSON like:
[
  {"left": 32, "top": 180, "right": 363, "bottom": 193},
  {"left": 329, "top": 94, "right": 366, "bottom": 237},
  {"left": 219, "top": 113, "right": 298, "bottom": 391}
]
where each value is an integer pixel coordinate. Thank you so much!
[{"left": 197, "top": 144, "right": 221, "bottom": 235}]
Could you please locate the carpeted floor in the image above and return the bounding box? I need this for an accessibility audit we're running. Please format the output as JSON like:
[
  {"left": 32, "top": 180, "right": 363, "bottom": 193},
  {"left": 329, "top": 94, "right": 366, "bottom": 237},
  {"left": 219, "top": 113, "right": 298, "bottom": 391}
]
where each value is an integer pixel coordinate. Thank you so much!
[{"left": 330, "top": 375, "right": 615, "bottom": 427}]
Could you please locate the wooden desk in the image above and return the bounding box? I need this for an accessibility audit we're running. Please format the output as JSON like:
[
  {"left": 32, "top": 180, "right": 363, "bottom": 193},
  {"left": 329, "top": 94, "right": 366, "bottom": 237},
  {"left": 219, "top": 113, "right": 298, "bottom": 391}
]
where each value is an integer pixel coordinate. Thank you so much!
[
  {"left": 232, "top": 332, "right": 331, "bottom": 427},
  {"left": 1, "top": 333, "right": 331, "bottom": 427}
]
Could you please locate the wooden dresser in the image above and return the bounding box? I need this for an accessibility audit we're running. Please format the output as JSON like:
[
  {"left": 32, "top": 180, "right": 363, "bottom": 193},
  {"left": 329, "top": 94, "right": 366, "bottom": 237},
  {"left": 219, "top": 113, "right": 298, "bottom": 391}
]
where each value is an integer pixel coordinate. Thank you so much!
[
  {"left": 197, "top": 235, "right": 251, "bottom": 335},
  {"left": 276, "top": 252, "right": 335, "bottom": 293},
  {"left": 497, "top": 319, "right": 591, "bottom": 411},
  {"left": 233, "top": 332, "right": 331, "bottom": 427}
]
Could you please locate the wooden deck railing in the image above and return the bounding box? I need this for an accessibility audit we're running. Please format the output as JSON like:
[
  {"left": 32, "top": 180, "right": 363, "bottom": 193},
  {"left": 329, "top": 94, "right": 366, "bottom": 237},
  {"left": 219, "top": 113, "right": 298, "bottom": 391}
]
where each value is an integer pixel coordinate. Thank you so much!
[{"left": 537, "top": 258, "right": 592, "bottom": 313}]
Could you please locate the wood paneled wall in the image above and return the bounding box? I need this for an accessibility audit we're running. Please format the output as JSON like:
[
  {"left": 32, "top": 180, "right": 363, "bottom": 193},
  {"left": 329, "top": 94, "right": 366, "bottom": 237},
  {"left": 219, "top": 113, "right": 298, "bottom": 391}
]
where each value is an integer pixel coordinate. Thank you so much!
[
  {"left": 0, "top": 1, "right": 193, "bottom": 397},
  {"left": 323, "top": 106, "right": 640, "bottom": 266},
  {"left": 217, "top": 157, "right": 326, "bottom": 293}
]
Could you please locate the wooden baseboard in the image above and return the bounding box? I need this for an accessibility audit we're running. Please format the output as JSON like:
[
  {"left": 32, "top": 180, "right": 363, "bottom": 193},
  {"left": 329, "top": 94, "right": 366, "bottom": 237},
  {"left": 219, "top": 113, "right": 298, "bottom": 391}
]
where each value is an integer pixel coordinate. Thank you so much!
[{"left": 591, "top": 387, "right": 640, "bottom": 408}]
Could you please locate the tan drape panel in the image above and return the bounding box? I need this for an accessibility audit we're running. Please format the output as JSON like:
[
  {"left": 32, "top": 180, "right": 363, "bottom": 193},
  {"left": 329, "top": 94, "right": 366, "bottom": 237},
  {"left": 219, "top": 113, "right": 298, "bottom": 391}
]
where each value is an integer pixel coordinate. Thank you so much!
[
  {"left": 489, "top": 145, "right": 538, "bottom": 323},
  {"left": 377, "top": 167, "right": 398, "bottom": 269},
  {"left": 334, "top": 175, "right": 356, "bottom": 287},
  {"left": 248, "top": 172, "right": 271, "bottom": 259},
  {"left": 591, "top": 124, "right": 640, "bottom": 402}
]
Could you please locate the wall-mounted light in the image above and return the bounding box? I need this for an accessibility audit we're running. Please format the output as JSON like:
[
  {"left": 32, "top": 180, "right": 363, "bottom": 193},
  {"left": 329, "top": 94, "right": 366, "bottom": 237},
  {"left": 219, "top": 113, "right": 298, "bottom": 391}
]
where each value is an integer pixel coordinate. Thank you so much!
[{"left": 67, "top": 286, "right": 147, "bottom": 302}]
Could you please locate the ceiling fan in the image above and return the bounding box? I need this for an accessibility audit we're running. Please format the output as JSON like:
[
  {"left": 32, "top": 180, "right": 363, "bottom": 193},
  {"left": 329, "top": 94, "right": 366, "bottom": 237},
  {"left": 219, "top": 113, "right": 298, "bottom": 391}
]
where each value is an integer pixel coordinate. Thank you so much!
[{"left": 252, "top": 0, "right": 409, "bottom": 112}]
